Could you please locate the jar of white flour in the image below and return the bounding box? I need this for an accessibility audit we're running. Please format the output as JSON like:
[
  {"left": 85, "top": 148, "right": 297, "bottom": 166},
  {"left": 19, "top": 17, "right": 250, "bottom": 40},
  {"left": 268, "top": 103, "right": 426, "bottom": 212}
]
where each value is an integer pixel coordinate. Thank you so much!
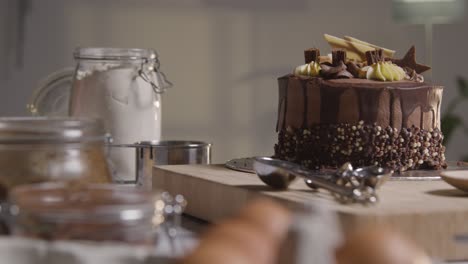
[{"left": 68, "top": 48, "right": 172, "bottom": 182}]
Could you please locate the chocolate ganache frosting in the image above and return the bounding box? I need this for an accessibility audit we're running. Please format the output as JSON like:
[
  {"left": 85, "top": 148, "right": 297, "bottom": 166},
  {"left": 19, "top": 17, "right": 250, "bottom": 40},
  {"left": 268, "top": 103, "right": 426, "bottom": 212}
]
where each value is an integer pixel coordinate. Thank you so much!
[
  {"left": 274, "top": 37, "right": 446, "bottom": 172},
  {"left": 276, "top": 77, "right": 442, "bottom": 132}
]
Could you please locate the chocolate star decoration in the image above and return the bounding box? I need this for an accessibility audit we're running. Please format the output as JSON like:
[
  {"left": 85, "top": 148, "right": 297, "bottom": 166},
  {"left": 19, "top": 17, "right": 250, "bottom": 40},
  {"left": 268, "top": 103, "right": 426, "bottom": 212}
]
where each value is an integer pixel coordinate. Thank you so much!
[{"left": 389, "top": 46, "right": 431, "bottom": 74}]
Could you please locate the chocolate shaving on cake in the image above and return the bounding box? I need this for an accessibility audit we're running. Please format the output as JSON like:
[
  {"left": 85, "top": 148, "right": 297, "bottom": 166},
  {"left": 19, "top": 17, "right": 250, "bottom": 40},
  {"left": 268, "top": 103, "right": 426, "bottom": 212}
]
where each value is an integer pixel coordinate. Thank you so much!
[
  {"left": 321, "top": 62, "right": 345, "bottom": 75},
  {"left": 335, "top": 70, "right": 354, "bottom": 79},
  {"left": 387, "top": 46, "right": 431, "bottom": 74},
  {"left": 404, "top": 67, "right": 424, "bottom": 82},
  {"left": 321, "top": 61, "right": 353, "bottom": 79},
  {"left": 304, "top": 48, "right": 320, "bottom": 64},
  {"left": 320, "top": 49, "right": 354, "bottom": 79},
  {"left": 346, "top": 61, "right": 361, "bottom": 78}
]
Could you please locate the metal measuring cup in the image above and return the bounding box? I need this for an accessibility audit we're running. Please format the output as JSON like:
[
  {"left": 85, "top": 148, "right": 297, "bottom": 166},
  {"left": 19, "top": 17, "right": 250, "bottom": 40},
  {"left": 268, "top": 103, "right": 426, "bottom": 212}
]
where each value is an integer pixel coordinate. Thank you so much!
[
  {"left": 110, "top": 141, "right": 210, "bottom": 256},
  {"left": 111, "top": 140, "right": 212, "bottom": 189}
]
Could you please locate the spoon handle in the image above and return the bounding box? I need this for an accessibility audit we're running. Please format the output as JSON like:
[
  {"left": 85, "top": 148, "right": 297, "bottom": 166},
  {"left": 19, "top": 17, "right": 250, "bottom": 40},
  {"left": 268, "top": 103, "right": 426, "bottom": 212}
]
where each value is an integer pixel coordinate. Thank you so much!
[
  {"left": 296, "top": 170, "right": 351, "bottom": 195},
  {"left": 253, "top": 157, "right": 379, "bottom": 204},
  {"left": 290, "top": 167, "right": 375, "bottom": 204}
]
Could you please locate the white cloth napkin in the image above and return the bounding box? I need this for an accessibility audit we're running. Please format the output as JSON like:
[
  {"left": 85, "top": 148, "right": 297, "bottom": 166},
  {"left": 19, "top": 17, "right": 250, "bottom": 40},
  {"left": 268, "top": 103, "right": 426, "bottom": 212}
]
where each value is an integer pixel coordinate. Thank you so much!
[
  {"left": 0, "top": 237, "right": 157, "bottom": 264},
  {"left": 0, "top": 227, "right": 198, "bottom": 264}
]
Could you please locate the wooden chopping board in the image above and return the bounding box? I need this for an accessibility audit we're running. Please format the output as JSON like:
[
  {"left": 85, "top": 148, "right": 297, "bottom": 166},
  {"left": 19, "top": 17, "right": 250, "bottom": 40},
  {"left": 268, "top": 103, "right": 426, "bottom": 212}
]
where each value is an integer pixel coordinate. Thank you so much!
[{"left": 153, "top": 164, "right": 468, "bottom": 260}]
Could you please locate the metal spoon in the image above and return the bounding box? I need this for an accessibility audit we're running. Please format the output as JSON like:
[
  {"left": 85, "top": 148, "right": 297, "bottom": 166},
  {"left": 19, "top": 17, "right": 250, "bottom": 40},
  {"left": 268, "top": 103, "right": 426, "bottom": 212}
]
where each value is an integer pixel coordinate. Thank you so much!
[{"left": 253, "top": 157, "right": 392, "bottom": 204}]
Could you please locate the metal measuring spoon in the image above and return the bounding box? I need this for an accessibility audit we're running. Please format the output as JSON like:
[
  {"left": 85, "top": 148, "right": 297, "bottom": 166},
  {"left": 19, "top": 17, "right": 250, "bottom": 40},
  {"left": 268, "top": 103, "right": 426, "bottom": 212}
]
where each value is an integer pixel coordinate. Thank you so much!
[{"left": 253, "top": 157, "right": 392, "bottom": 204}]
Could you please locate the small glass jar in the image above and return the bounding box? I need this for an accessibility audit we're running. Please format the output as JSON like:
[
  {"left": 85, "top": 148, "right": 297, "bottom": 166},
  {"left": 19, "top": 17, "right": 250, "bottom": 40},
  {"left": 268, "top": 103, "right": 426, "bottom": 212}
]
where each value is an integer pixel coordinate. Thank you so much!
[
  {"left": 9, "top": 183, "right": 158, "bottom": 244},
  {"left": 0, "top": 117, "right": 112, "bottom": 201}
]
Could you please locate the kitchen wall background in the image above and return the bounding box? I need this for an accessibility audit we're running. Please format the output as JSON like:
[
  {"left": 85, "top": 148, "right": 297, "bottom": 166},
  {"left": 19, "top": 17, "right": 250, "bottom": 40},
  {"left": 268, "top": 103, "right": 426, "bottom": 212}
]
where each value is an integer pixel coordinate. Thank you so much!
[{"left": 0, "top": 0, "right": 467, "bottom": 163}]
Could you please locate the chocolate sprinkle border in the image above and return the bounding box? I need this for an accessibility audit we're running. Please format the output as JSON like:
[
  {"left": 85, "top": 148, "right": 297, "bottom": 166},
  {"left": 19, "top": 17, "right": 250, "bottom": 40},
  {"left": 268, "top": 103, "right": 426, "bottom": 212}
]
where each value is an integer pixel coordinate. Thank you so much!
[{"left": 274, "top": 121, "right": 447, "bottom": 172}]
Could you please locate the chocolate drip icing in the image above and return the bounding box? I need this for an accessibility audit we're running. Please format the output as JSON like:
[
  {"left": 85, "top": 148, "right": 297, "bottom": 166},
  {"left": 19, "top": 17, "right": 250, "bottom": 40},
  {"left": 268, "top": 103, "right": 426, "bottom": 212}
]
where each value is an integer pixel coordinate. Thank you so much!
[
  {"left": 399, "top": 88, "right": 429, "bottom": 128},
  {"left": 420, "top": 111, "right": 424, "bottom": 128},
  {"left": 320, "top": 85, "right": 347, "bottom": 123},
  {"left": 277, "top": 76, "right": 442, "bottom": 132},
  {"left": 389, "top": 91, "right": 395, "bottom": 128},
  {"left": 302, "top": 81, "right": 308, "bottom": 128},
  {"left": 277, "top": 77, "right": 289, "bottom": 131},
  {"left": 356, "top": 88, "right": 384, "bottom": 123}
]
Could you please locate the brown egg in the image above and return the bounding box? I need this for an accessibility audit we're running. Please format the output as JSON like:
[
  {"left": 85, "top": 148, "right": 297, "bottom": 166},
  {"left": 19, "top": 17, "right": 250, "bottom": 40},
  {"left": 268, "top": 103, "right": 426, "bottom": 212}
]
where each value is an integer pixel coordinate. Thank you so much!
[
  {"left": 183, "top": 223, "right": 264, "bottom": 264},
  {"left": 237, "top": 198, "right": 292, "bottom": 242},
  {"left": 181, "top": 199, "right": 291, "bottom": 264},
  {"left": 336, "top": 227, "right": 431, "bottom": 264}
]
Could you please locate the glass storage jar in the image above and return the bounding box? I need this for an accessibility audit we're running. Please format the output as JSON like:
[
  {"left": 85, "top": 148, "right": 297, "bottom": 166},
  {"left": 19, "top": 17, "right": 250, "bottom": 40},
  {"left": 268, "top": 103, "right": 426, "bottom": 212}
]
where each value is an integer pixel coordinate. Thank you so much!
[
  {"left": 68, "top": 48, "right": 172, "bottom": 182},
  {"left": 28, "top": 48, "right": 172, "bottom": 182},
  {"left": 9, "top": 183, "right": 158, "bottom": 244},
  {"left": 0, "top": 117, "right": 111, "bottom": 200}
]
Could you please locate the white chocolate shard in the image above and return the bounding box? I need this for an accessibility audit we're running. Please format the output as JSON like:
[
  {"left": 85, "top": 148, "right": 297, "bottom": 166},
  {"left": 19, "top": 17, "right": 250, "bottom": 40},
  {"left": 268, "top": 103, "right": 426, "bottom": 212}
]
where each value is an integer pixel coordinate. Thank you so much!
[{"left": 344, "top": 36, "right": 396, "bottom": 58}]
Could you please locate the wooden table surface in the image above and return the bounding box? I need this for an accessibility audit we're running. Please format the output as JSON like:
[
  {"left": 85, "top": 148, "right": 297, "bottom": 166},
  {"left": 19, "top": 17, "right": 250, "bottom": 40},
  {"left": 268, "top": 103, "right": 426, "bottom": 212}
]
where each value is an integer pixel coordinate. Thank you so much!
[{"left": 154, "top": 164, "right": 468, "bottom": 261}]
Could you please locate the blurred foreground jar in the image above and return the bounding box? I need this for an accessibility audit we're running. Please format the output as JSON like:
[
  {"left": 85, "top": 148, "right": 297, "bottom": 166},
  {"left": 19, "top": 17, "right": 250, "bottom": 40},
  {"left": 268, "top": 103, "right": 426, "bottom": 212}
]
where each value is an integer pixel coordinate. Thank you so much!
[
  {"left": 0, "top": 117, "right": 111, "bottom": 200},
  {"left": 9, "top": 183, "right": 159, "bottom": 244}
]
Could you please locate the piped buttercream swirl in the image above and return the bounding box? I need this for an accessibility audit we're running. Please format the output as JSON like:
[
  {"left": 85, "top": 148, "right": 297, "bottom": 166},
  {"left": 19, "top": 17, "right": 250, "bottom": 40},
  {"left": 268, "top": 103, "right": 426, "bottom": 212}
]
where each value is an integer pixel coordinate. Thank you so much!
[
  {"left": 366, "top": 62, "right": 406, "bottom": 82},
  {"left": 294, "top": 61, "right": 321, "bottom": 77}
]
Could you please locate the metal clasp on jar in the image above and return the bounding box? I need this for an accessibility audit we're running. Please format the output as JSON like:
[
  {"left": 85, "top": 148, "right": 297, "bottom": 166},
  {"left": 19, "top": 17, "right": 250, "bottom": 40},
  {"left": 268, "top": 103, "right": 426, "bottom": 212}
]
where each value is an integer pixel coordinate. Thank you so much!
[{"left": 138, "top": 52, "right": 173, "bottom": 94}]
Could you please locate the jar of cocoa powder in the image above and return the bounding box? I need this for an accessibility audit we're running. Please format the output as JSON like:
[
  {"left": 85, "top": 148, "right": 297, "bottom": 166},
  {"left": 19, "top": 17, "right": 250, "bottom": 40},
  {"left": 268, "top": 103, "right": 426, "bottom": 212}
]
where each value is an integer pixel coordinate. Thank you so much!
[{"left": 0, "top": 117, "right": 112, "bottom": 201}]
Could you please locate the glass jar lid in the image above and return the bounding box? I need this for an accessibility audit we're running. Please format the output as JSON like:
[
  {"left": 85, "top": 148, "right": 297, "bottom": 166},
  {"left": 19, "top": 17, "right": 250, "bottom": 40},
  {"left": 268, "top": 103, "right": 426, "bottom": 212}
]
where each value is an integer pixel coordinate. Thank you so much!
[
  {"left": 73, "top": 47, "right": 173, "bottom": 94},
  {"left": 0, "top": 117, "right": 107, "bottom": 143},
  {"left": 10, "top": 183, "right": 156, "bottom": 223},
  {"left": 74, "top": 47, "right": 157, "bottom": 61}
]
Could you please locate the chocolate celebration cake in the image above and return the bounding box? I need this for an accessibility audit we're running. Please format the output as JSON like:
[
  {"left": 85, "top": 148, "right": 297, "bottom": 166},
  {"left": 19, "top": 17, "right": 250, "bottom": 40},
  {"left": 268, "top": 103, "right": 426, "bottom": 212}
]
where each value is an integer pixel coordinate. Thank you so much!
[{"left": 274, "top": 35, "right": 446, "bottom": 172}]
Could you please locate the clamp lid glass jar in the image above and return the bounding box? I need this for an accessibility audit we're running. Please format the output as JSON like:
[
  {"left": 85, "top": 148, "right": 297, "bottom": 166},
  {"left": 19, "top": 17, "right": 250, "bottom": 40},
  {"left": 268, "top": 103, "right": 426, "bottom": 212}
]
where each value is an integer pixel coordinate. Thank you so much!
[
  {"left": 0, "top": 117, "right": 112, "bottom": 199},
  {"left": 69, "top": 47, "right": 172, "bottom": 182}
]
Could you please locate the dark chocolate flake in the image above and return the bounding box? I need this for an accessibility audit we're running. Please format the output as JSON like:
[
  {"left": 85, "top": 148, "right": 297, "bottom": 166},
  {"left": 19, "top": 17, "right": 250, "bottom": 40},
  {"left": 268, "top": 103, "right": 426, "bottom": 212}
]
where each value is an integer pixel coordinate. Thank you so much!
[
  {"left": 332, "top": 49, "right": 347, "bottom": 66},
  {"left": 365, "top": 49, "right": 384, "bottom": 65},
  {"left": 346, "top": 61, "right": 361, "bottom": 78},
  {"left": 304, "top": 48, "right": 320, "bottom": 64}
]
